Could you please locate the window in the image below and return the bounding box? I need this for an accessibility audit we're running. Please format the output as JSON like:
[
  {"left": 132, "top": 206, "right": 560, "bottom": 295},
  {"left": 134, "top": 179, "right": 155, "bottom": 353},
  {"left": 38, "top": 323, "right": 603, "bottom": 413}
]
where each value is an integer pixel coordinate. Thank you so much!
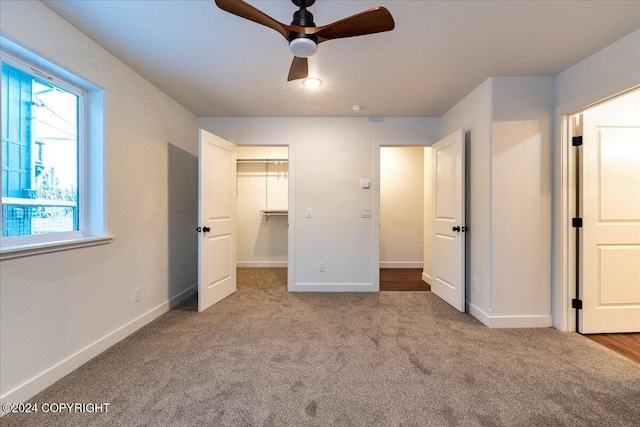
[{"left": 1, "top": 46, "right": 109, "bottom": 258}]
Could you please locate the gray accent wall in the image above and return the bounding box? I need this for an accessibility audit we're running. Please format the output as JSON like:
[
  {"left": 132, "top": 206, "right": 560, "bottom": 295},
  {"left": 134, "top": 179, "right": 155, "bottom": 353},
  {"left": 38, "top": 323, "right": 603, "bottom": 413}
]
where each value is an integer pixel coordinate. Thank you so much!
[{"left": 168, "top": 143, "right": 198, "bottom": 298}]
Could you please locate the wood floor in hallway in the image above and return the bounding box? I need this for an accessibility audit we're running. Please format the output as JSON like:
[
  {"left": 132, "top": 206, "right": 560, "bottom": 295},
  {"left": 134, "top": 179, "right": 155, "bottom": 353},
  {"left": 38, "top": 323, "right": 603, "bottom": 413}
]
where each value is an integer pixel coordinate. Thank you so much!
[{"left": 380, "top": 268, "right": 430, "bottom": 291}]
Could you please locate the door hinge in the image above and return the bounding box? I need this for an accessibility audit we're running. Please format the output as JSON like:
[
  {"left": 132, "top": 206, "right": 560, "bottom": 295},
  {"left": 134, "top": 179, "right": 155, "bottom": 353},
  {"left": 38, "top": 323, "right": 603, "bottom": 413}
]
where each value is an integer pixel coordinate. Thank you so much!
[
  {"left": 572, "top": 136, "right": 583, "bottom": 146},
  {"left": 572, "top": 217, "right": 583, "bottom": 228},
  {"left": 572, "top": 298, "right": 583, "bottom": 310}
]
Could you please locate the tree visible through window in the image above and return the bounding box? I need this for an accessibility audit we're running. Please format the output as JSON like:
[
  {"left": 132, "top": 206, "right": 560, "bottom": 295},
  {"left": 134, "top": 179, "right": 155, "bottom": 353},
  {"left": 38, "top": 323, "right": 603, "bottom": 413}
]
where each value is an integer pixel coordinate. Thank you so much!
[{"left": 1, "top": 59, "right": 81, "bottom": 239}]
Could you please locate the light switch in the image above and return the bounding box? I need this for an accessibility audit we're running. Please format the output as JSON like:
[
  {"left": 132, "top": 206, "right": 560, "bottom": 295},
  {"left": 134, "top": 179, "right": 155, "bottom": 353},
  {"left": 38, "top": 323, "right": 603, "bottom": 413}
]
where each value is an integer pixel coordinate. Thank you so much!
[
  {"left": 306, "top": 208, "right": 312, "bottom": 218},
  {"left": 360, "top": 179, "right": 371, "bottom": 189},
  {"left": 361, "top": 208, "right": 371, "bottom": 218}
]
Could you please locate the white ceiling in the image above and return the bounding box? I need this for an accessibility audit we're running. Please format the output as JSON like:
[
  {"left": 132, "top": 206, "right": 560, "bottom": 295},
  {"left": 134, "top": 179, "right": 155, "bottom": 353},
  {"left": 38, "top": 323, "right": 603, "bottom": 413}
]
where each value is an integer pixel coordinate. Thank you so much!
[{"left": 42, "top": 0, "right": 640, "bottom": 117}]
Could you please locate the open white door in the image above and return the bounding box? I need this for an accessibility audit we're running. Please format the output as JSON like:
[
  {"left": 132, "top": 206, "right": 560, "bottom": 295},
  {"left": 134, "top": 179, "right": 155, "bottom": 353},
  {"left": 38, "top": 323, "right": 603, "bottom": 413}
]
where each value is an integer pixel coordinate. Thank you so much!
[
  {"left": 579, "top": 90, "right": 640, "bottom": 333},
  {"left": 431, "top": 129, "right": 466, "bottom": 312},
  {"left": 198, "top": 129, "right": 237, "bottom": 312}
]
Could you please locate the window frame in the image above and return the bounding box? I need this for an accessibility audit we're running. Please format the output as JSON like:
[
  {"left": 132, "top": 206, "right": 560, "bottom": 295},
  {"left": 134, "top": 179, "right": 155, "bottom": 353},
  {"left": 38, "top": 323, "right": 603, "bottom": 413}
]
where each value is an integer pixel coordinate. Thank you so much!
[{"left": 0, "top": 43, "right": 112, "bottom": 260}]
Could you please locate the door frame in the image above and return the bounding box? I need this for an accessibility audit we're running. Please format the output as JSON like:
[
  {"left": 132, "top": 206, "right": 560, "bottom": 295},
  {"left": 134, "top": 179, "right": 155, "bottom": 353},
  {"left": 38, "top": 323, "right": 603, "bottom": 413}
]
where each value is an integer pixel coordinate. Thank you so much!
[
  {"left": 234, "top": 139, "right": 295, "bottom": 292},
  {"left": 373, "top": 138, "right": 430, "bottom": 291},
  {"left": 557, "top": 84, "right": 640, "bottom": 331}
]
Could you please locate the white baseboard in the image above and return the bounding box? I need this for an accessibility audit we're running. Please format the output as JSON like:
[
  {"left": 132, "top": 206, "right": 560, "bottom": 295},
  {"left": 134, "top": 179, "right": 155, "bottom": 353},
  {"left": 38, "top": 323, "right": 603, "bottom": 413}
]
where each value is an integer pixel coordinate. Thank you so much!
[
  {"left": 292, "top": 282, "right": 375, "bottom": 292},
  {"left": 422, "top": 272, "right": 431, "bottom": 284},
  {"left": 465, "top": 302, "right": 552, "bottom": 328},
  {"left": 1, "top": 285, "right": 197, "bottom": 414},
  {"left": 486, "top": 314, "right": 553, "bottom": 328},
  {"left": 466, "top": 302, "right": 491, "bottom": 326},
  {"left": 237, "top": 261, "right": 287, "bottom": 268},
  {"left": 380, "top": 262, "right": 424, "bottom": 268}
]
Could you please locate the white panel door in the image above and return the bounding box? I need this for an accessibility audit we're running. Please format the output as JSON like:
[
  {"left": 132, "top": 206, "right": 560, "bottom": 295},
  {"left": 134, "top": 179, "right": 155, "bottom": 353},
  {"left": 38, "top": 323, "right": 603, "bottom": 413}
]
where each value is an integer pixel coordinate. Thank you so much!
[
  {"left": 198, "top": 129, "right": 237, "bottom": 312},
  {"left": 579, "top": 90, "right": 640, "bottom": 333},
  {"left": 431, "top": 129, "right": 466, "bottom": 312}
]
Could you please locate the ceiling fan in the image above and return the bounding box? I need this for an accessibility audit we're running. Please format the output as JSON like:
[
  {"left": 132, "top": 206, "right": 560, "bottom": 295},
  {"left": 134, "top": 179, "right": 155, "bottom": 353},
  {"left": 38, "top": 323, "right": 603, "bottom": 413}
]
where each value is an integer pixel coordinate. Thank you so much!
[{"left": 215, "top": 0, "right": 395, "bottom": 81}]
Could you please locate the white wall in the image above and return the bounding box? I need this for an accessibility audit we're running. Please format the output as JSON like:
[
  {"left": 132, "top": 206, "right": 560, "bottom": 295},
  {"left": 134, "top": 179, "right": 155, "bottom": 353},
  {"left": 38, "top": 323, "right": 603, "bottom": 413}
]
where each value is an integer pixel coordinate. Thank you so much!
[
  {"left": 236, "top": 146, "right": 288, "bottom": 267},
  {"left": 555, "top": 30, "right": 640, "bottom": 111},
  {"left": 0, "top": 1, "right": 198, "bottom": 406},
  {"left": 198, "top": 117, "right": 441, "bottom": 291},
  {"left": 380, "top": 146, "right": 424, "bottom": 268},
  {"left": 552, "top": 29, "right": 640, "bottom": 330},
  {"left": 491, "top": 76, "right": 553, "bottom": 326},
  {"left": 441, "top": 76, "right": 554, "bottom": 327},
  {"left": 441, "top": 79, "right": 493, "bottom": 319}
]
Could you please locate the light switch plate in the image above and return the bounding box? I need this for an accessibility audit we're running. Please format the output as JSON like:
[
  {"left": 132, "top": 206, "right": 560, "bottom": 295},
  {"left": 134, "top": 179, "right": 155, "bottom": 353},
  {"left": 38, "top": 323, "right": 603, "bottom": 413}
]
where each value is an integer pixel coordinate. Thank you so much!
[
  {"left": 306, "top": 208, "right": 312, "bottom": 218},
  {"left": 360, "top": 179, "right": 371, "bottom": 189}
]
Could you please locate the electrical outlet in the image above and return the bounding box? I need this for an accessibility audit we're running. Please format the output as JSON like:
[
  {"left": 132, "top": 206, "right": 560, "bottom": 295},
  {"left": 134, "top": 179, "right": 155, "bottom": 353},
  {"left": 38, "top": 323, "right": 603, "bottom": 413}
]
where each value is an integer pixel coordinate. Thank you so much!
[
  {"left": 319, "top": 262, "right": 326, "bottom": 272},
  {"left": 133, "top": 287, "right": 141, "bottom": 303},
  {"left": 361, "top": 208, "right": 371, "bottom": 218}
]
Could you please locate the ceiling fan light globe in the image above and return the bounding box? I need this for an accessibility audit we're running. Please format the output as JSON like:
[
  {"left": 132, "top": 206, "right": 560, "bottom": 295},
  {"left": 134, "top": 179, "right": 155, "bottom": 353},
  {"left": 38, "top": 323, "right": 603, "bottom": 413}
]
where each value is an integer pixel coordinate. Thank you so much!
[
  {"left": 289, "top": 38, "right": 317, "bottom": 58},
  {"left": 303, "top": 78, "right": 322, "bottom": 88}
]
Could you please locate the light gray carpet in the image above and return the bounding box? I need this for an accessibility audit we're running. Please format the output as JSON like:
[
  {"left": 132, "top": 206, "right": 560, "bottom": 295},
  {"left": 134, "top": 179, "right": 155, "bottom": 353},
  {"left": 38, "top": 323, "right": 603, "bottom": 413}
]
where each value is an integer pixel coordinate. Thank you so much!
[{"left": 4, "top": 268, "right": 640, "bottom": 426}]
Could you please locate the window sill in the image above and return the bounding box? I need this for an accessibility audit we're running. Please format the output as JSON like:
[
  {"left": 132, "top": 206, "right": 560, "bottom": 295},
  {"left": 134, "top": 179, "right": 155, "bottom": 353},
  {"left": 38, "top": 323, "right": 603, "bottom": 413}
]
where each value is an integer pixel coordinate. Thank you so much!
[{"left": 0, "top": 235, "right": 114, "bottom": 261}]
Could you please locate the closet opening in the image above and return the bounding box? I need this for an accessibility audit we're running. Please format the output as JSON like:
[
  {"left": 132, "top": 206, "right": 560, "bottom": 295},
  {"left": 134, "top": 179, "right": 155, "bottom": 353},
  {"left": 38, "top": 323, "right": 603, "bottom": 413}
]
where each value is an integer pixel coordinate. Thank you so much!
[{"left": 236, "top": 146, "right": 289, "bottom": 287}]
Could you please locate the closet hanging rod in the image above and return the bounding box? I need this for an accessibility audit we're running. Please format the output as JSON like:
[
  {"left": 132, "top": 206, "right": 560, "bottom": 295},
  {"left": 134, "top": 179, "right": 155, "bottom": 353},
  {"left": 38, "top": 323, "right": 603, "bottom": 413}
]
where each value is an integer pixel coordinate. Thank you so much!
[
  {"left": 259, "top": 210, "right": 288, "bottom": 222},
  {"left": 237, "top": 158, "right": 288, "bottom": 163},
  {"left": 260, "top": 210, "right": 288, "bottom": 215}
]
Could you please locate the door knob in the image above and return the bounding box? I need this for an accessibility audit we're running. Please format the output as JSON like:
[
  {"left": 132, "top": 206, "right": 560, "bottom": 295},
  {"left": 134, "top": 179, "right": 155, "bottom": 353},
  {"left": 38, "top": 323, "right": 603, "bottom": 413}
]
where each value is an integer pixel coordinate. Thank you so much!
[
  {"left": 452, "top": 226, "right": 461, "bottom": 232},
  {"left": 202, "top": 226, "right": 211, "bottom": 233}
]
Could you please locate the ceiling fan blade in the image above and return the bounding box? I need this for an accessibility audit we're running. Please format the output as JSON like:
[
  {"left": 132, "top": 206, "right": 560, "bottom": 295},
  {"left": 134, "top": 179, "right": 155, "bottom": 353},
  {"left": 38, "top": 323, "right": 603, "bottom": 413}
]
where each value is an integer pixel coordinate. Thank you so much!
[
  {"left": 312, "top": 7, "right": 395, "bottom": 42},
  {"left": 215, "top": 0, "right": 293, "bottom": 40},
  {"left": 287, "top": 56, "right": 308, "bottom": 81}
]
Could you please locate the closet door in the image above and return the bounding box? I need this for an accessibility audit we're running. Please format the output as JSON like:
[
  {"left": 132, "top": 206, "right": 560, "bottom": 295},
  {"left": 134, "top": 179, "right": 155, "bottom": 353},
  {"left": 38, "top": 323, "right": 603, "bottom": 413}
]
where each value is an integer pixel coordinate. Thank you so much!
[{"left": 198, "top": 129, "right": 237, "bottom": 312}]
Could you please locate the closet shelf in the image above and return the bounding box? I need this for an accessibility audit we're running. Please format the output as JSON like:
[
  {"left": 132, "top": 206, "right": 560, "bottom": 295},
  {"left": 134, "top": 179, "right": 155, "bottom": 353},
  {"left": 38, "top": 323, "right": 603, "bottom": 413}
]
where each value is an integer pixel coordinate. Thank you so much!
[
  {"left": 260, "top": 210, "right": 288, "bottom": 216},
  {"left": 237, "top": 158, "right": 288, "bottom": 164},
  {"left": 260, "top": 209, "right": 288, "bottom": 221}
]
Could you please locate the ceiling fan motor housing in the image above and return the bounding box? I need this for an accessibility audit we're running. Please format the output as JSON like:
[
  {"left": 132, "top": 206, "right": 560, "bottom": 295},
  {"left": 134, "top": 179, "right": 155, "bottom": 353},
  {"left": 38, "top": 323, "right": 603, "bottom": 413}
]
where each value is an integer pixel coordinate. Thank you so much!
[{"left": 289, "top": 8, "right": 318, "bottom": 57}]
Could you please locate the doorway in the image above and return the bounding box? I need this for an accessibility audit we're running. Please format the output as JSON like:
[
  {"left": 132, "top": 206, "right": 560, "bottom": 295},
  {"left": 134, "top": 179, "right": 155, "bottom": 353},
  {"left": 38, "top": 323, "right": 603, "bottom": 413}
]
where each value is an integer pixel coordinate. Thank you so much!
[
  {"left": 379, "top": 146, "right": 429, "bottom": 291},
  {"left": 236, "top": 146, "right": 289, "bottom": 271},
  {"left": 566, "top": 88, "right": 640, "bottom": 333}
]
